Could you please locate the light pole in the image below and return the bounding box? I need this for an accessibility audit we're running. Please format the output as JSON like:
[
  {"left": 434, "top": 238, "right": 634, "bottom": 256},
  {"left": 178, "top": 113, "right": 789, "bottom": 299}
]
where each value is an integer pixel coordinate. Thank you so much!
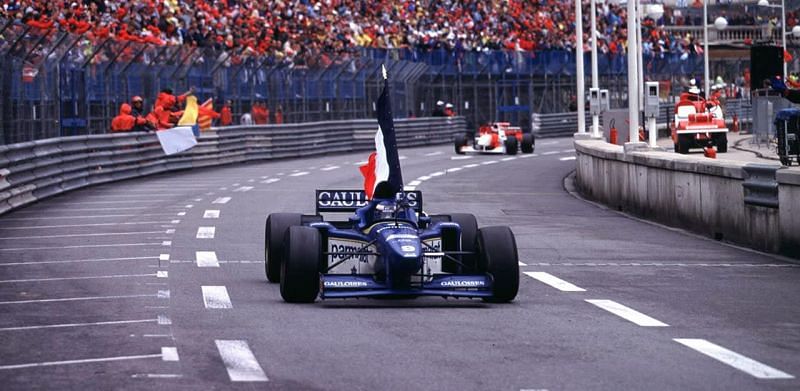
[
  {"left": 703, "top": 1, "right": 728, "bottom": 99},
  {"left": 627, "top": 0, "right": 639, "bottom": 145},
  {"left": 576, "top": 0, "right": 586, "bottom": 134},
  {"left": 758, "top": 0, "right": 791, "bottom": 77},
  {"left": 590, "top": 0, "right": 600, "bottom": 137}
]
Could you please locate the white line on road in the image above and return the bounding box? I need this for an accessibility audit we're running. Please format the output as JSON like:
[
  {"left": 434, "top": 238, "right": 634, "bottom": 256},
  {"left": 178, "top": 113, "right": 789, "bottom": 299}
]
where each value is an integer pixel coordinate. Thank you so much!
[
  {"left": 0, "top": 353, "right": 163, "bottom": 370},
  {"left": 463, "top": 163, "right": 479, "bottom": 168},
  {"left": 518, "top": 261, "right": 527, "bottom": 266},
  {"left": 399, "top": 156, "right": 407, "bottom": 160},
  {"left": 0, "top": 221, "right": 168, "bottom": 230},
  {"left": 524, "top": 272, "right": 586, "bottom": 292},
  {"left": 541, "top": 151, "right": 559, "bottom": 155},
  {"left": 158, "top": 315, "right": 171, "bottom": 325},
  {"left": 162, "top": 241, "right": 172, "bottom": 246},
  {"left": 408, "top": 180, "right": 422, "bottom": 186},
  {"left": 0, "top": 231, "right": 174, "bottom": 240},
  {"left": 429, "top": 171, "right": 445, "bottom": 177},
  {"left": 541, "top": 141, "right": 558, "bottom": 145},
  {"left": 451, "top": 156, "right": 472, "bottom": 160},
  {"left": 418, "top": 176, "right": 431, "bottom": 181},
  {"left": 261, "top": 178, "right": 281, "bottom": 184},
  {"left": 586, "top": 299, "right": 669, "bottom": 327},
  {"left": 446, "top": 167, "right": 463, "bottom": 173},
  {"left": 520, "top": 154, "right": 536, "bottom": 158},
  {"left": 160, "top": 254, "right": 170, "bottom": 261},
  {"left": 177, "top": 212, "right": 186, "bottom": 216},
  {"left": 562, "top": 149, "right": 575, "bottom": 153},
  {"left": 215, "top": 340, "right": 269, "bottom": 382},
  {"left": 0, "top": 243, "right": 164, "bottom": 252},
  {"left": 233, "top": 186, "right": 254, "bottom": 192},
  {"left": 674, "top": 339, "right": 794, "bottom": 379},
  {"left": 501, "top": 157, "right": 517, "bottom": 161},
  {"left": 185, "top": 204, "right": 193, "bottom": 209},
  {"left": 0, "top": 273, "right": 156, "bottom": 284},
  {"left": 481, "top": 160, "right": 498, "bottom": 165},
  {"left": 289, "top": 171, "right": 309, "bottom": 177},
  {"left": 165, "top": 229, "right": 175, "bottom": 234},
  {"left": 424, "top": 151, "right": 443, "bottom": 156},
  {"left": 0, "top": 319, "right": 156, "bottom": 332},
  {"left": 0, "top": 213, "right": 177, "bottom": 221},
  {"left": 202, "top": 286, "right": 232, "bottom": 309},
  {"left": 321, "top": 166, "right": 340, "bottom": 171},
  {"left": 131, "top": 373, "right": 183, "bottom": 379},
  {"left": 56, "top": 200, "right": 170, "bottom": 205},
  {"left": 354, "top": 161, "right": 368, "bottom": 165},
  {"left": 213, "top": 197, "right": 232, "bottom": 204},
  {"left": 161, "top": 347, "right": 180, "bottom": 362},
  {"left": 196, "top": 251, "right": 220, "bottom": 267},
  {"left": 157, "top": 271, "right": 168, "bottom": 278},
  {"left": 197, "top": 227, "right": 216, "bottom": 239},
  {"left": 203, "top": 210, "right": 220, "bottom": 219},
  {"left": 0, "top": 294, "right": 157, "bottom": 305},
  {"left": 559, "top": 156, "right": 577, "bottom": 161},
  {"left": 171, "top": 220, "right": 180, "bottom": 224},
  {"left": 0, "top": 256, "right": 156, "bottom": 267}
]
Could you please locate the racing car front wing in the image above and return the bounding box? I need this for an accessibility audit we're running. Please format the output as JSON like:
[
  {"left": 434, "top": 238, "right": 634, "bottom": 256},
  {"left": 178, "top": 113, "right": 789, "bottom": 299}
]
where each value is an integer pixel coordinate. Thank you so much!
[{"left": 319, "top": 274, "right": 494, "bottom": 299}]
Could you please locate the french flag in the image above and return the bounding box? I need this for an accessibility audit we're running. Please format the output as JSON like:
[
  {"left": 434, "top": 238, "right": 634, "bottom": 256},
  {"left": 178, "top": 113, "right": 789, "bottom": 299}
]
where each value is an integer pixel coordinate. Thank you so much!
[{"left": 360, "top": 66, "right": 404, "bottom": 199}]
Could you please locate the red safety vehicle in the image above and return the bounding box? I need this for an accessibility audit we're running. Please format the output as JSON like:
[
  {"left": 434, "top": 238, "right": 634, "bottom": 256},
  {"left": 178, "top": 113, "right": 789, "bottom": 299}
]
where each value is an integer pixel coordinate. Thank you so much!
[
  {"left": 671, "top": 92, "right": 728, "bottom": 154},
  {"left": 454, "top": 122, "right": 535, "bottom": 155}
]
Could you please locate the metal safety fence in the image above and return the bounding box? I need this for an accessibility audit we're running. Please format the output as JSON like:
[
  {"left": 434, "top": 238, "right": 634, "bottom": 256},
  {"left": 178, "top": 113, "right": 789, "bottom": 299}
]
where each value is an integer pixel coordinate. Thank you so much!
[{"left": 0, "top": 116, "right": 465, "bottom": 216}]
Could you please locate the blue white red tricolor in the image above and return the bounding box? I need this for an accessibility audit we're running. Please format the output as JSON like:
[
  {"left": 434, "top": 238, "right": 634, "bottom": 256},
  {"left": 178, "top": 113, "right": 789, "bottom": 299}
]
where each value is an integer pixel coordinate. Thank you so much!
[{"left": 360, "top": 65, "right": 404, "bottom": 199}]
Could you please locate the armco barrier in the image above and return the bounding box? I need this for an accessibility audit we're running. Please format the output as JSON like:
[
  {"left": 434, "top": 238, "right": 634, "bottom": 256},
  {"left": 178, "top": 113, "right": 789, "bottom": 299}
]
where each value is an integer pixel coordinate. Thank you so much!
[
  {"left": 574, "top": 139, "right": 800, "bottom": 258},
  {"left": 0, "top": 117, "right": 465, "bottom": 216}
]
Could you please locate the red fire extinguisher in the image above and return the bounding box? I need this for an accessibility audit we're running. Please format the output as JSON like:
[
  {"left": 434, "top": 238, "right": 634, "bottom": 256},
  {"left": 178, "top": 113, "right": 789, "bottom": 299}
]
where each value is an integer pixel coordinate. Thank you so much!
[{"left": 609, "top": 119, "right": 618, "bottom": 145}]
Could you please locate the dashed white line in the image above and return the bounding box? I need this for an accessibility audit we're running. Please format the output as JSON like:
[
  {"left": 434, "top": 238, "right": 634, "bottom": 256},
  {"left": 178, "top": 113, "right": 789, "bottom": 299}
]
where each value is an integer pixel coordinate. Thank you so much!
[
  {"left": 0, "top": 256, "right": 157, "bottom": 267},
  {"left": 481, "top": 160, "right": 498, "bottom": 165},
  {"left": 399, "top": 156, "right": 407, "bottom": 160},
  {"left": 261, "top": 178, "right": 281, "bottom": 184},
  {"left": 0, "top": 273, "right": 156, "bottom": 284},
  {"left": 0, "top": 319, "right": 157, "bottom": 332},
  {"left": 202, "top": 286, "right": 233, "bottom": 309},
  {"left": 289, "top": 171, "right": 309, "bottom": 177},
  {"left": 171, "top": 220, "right": 181, "bottom": 224},
  {"left": 0, "top": 243, "right": 164, "bottom": 252},
  {"left": 321, "top": 166, "right": 340, "bottom": 171},
  {"left": 586, "top": 299, "right": 669, "bottom": 327},
  {"left": 233, "top": 186, "right": 254, "bottom": 192},
  {"left": 451, "top": 156, "right": 472, "bottom": 160},
  {"left": 196, "top": 251, "right": 220, "bottom": 267},
  {"left": 518, "top": 261, "right": 527, "bottom": 266},
  {"left": 131, "top": 374, "right": 183, "bottom": 379},
  {"left": 0, "top": 231, "right": 165, "bottom": 240},
  {"left": 541, "top": 151, "right": 559, "bottom": 155},
  {"left": 408, "top": 180, "right": 422, "bottom": 186},
  {"left": 562, "top": 149, "right": 575, "bottom": 153},
  {"left": 520, "top": 154, "right": 536, "bottom": 158},
  {"left": 463, "top": 163, "right": 479, "bottom": 168},
  {"left": 429, "top": 171, "right": 445, "bottom": 177},
  {"left": 185, "top": 204, "right": 194, "bottom": 209},
  {"left": 501, "top": 157, "right": 517, "bottom": 161},
  {"left": 213, "top": 197, "right": 232, "bottom": 204},
  {"left": 404, "top": 186, "right": 416, "bottom": 191},
  {"left": 157, "top": 315, "right": 172, "bottom": 325},
  {"left": 674, "top": 339, "right": 794, "bottom": 379},
  {"left": 161, "top": 347, "right": 180, "bottom": 362},
  {"left": 177, "top": 212, "right": 186, "bottom": 216},
  {"left": 162, "top": 241, "right": 172, "bottom": 246},
  {"left": 446, "top": 167, "right": 463, "bottom": 173},
  {"left": 215, "top": 340, "right": 269, "bottom": 382},
  {"left": 424, "top": 151, "right": 443, "bottom": 156},
  {"left": 354, "top": 161, "right": 368, "bottom": 166},
  {"left": 418, "top": 176, "right": 431, "bottom": 181},
  {"left": 0, "top": 221, "right": 169, "bottom": 230},
  {"left": 0, "top": 353, "right": 164, "bottom": 370},
  {"left": 559, "top": 156, "right": 577, "bottom": 161},
  {"left": 156, "top": 271, "right": 168, "bottom": 278},
  {"left": 165, "top": 229, "right": 175, "bottom": 234},
  {"left": 203, "top": 210, "right": 220, "bottom": 219},
  {"left": 0, "top": 294, "right": 157, "bottom": 305},
  {"left": 0, "top": 213, "right": 177, "bottom": 221},
  {"left": 196, "top": 227, "right": 216, "bottom": 239},
  {"left": 524, "top": 272, "right": 586, "bottom": 292}
]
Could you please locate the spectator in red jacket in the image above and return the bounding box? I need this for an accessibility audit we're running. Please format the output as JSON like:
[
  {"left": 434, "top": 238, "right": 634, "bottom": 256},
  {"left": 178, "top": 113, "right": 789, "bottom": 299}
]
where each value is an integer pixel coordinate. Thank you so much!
[
  {"left": 111, "top": 103, "right": 148, "bottom": 132},
  {"left": 220, "top": 100, "right": 233, "bottom": 126}
]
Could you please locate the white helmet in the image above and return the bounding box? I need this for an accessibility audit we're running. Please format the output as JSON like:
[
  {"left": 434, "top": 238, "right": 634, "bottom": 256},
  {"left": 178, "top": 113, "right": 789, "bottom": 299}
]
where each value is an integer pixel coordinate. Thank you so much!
[{"left": 436, "top": 100, "right": 444, "bottom": 106}]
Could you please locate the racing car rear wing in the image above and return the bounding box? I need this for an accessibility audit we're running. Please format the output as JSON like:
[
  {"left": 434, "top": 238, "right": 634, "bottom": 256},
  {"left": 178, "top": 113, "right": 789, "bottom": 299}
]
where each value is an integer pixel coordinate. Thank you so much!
[{"left": 316, "top": 190, "right": 423, "bottom": 214}]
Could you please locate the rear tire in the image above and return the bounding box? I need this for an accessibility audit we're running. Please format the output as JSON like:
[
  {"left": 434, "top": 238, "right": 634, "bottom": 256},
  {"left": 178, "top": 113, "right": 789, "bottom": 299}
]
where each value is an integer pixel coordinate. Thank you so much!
[
  {"left": 280, "top": 226, "right": 321, "bottom": 303},
  {"left": 504, "top": 137, "right": 518, "bottom": 155},
  {"left": 521, "top": 133, "right": 534, "bottom": 153},
  {"left": 677, "top": 135, "right": 690, "bottom": 154},
  {"left": 265, "top": 213, "right": 302, "bottom": 283},
  {"left": 715, "top": 134, "right": 728, "bottom": 153},
  {"left": 449, "top": 213, "right": 478, "bottom": 271},
  {"left": 477, "top": 226, "right": 519, "bottom": 303},
  {"left": 454, "top": 133, "right": 468, "bottom": 154}
]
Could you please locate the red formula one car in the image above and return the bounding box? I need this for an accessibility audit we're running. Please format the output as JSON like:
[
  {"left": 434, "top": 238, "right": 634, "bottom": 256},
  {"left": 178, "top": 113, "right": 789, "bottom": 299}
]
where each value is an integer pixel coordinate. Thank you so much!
[
  {"left": 454, "top": 122, "right": 535, "bottom": 155},
  {"left": 671, "top": 92, "right": 728, "bottom": 154}
]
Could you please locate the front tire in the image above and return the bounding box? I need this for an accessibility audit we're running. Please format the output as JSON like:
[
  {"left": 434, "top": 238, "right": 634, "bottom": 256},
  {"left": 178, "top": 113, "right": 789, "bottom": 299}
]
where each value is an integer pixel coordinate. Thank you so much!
[
  {"left": 714, "top": 134, "right": 728, "bottom": 153},
  {"left": 280, "top": 226, "right": 321, "bottom": 303},
  {"left": 504, "top": 137, "right": 518, "bottom": 155},
  {"left": 521, "top": 133, "right": 534, "bottom": 153},
  {"left": 454, "top": 133, "right": 468, "bottom": 154},
  {"left": 450, "top": 213, "right": 478, "bottom": 271},
  {"left": 477, "top": 226, "right": 519, "bottom": 303},
  {"left": 265, "top": 213, "right": 303, "bottom": 283}
]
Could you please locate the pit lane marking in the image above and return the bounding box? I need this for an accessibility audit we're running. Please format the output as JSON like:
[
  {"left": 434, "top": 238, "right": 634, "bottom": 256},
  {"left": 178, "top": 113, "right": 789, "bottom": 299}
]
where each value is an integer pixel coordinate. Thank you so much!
[
  {"left": 585, "top": 299, "right": 669, "bottom": 327},
  {"left": 0, "top": 318, "right": 159, "bottom": 332},
  {"left": 196, "top": 227, "right": 216, "bottom": 239},
  {"left": 0, "top": 293, "right": 160, "bottom": 305},
  {"left": 0, "top": 213, "right": 179, "bottom": 221},
  {"left": 261, "top": 178, "right": 281, "bottom": 184},
  {"left": 204, "top": 210, "right": 220, "bottom": 219},
  {"left": 0, "top": 273, "right": 157, "bottom": 284},
  {"left": 559, "top": 156, "right": 576, "bottom": 161},
  {"left": 196, "top": 251, "right": 220, "bottom": 267},
  {"left": 481, "top": 160, "right": 498, "bottom": 165},
  {"left": 213, "top": 197, "right": 232, "bottom": 204},
  {"left": 463, "top": 163, "right": 479, "bottom": 168},
  {"left": 450, "top": 156, "right": 472, "bottom": 160},
  {"left": 541, "top": 151, "right": 559, "bottom": 155},
  {"left": 424, "top": 151, "right": 443, "bottom": 156},
  {"left": 233, "top": 186, "right": 254, "bottom": 192},
  {"left": 561, "top": 149, "right": 575, "bottom": 153},
  {"left": 215, "top": 340, "right": 269, "bottom": 382},
  {"left": 0, "top": 242, "right": 165, "bottom": 251},
  {"left": 0, "top": 352, "right": 166, "bottom": 370},
  {"left": 0, "top": 221, "right": 170, "bottom": 230},
  {"left": 674, "top": 339, "right": 794, "bottom": 379},
  {"left": 202, "top": 286, "right": 232, "bottom": 309},
  {"left": 161, "top": 347, "right": 180, "bottom": 362},
  {"left": 501, "top": 157, "right": 517, "bottom": 161},
  {"left": 289, "top": 172, "right": 309, "bottom": 177},
  {"left": 523, "top": 272, "right": 586, "bottom": 292},
  {"left": 408, "top": 180, "right": 422, "bottom": 186},
  {"left": 0, "top": 256, "right": 157, "bottom": 267},
  {"left": 321, "top": 166, "right": 340, "bottom": 171}
]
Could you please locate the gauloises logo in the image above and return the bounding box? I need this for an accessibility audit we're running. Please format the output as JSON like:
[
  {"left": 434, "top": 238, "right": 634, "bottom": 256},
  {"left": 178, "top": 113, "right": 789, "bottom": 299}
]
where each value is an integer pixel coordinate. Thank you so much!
[{"left": 315, "top": 190, "right": 422, "bottom": 212}]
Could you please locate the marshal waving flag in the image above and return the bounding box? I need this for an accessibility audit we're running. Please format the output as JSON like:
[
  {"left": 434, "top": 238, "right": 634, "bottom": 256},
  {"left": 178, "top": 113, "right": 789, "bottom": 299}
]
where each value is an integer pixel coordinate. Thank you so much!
[
  {"left": 359, "top": 65, "right": 404, "bottom": 199},
  {"left": 156, "top": 95, "right": 199, "bottom": 155}
]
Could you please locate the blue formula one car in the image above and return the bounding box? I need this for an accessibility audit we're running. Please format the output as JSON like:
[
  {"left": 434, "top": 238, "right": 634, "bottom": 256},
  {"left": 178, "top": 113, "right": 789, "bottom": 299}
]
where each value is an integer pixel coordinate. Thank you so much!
[{"left": 264, "top": 190, "right": 519, "bottom": 303}]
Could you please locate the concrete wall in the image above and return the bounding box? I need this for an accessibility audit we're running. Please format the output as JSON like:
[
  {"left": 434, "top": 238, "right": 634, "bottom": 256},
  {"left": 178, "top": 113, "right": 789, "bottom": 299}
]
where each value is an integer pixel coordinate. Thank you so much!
[{"left": 575, "top": 139, "right": 800, "bottom": 258}]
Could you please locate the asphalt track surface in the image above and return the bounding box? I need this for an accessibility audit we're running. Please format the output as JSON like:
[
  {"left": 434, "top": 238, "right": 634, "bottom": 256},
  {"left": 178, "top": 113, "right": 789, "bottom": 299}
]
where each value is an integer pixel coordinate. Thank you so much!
[{"left": 0, "top": 137, "right": 798, "bottom": 390}]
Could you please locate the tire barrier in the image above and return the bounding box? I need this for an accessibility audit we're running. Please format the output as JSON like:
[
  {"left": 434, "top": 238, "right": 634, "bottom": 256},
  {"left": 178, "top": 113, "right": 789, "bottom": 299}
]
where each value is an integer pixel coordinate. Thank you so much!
[
  {"left": 574, "top": 139, "right": 800, "bottom": 258},
  {"left": 0, "top": 117, "right": 466, "bottom": 216}
]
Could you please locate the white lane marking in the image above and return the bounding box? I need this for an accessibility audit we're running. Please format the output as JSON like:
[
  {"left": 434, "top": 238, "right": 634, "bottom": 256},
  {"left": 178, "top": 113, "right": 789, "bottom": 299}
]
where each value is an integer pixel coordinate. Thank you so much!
[
  {"left": 55, "top": 200, "right": 170, "bottom": 205},
  {"left": 481, "top": 160, "right": 498, "bottom": 165},
  {"left": 196, "top": 227, "right": 216, "bottom": 239},
  {"left": 408, "top": 180, "right": 422, "bottom": 186},
  {"left": 131, "top": 373, "right": 183, "bottom": 379},
  {"left": 233, "top": 186, "right": 254, "bottom": 192},
  {"left": 0, "top": 319, "right": 156, "bottom": 332},
  {"left": 541, "top": 141, "right": 558, "bottom": 145},
  {"left": 0, "top": 353, "right": 163, "bottom": 370},
  {"left": 518, "top": 261, "right": 527, "bottom": 266},
  {"left": 156, "top": 271, "right": 168, "bottom": 278},
  {"left": 424, "top": 151, "right": 443, "bottom": 156},
  {"left": 321, "top": 166, "right": 340, "bottom": 171},
  {"left": 161, "top": 347, "right": 180, "bottom": 362},
  {"left": 213, "top": 197, "right": 232, "bottom": 204},
  {"left": 215, "top": 340, "right": 269, "bottom": 382},
  {"left": 165, "top": 229, "right": 175, "bottom": 234},
  {"left": 158, "top": 315, "right": 172, "bottom": 325},
  {"left": 194, "top": 198, "right": 203, "bottom": 202},
  {"left": 501, "top": 157, "right": 517, "bottom": 161},
  {"left": 562, "top": 149, "right": 575, "bottom": 153},
  {"left": 159, "top": 254, "right": 170, "bottom": 262},
  {"left": 354, "top": 161, "right": 368, "bottom": 166},
  {"left": 418, "top": 176, "right": 432, "bottom": 181},
  {"left": 171, "top": 220, "right": 181, "bottom": 224},
  {"left": 541, "top": 151, "right": 559, "bottom": 155},
  {"left": 446, "top": 167, "right": 463, "bottom": 173},
  {"left": 0, "top": 231, "right": 165, "bottom": 240},
  {"left": 429, "top": 171, "right": 445, "bottom": 177},
  {"left": 202, "top": 286, "right": 233, "bottom": 309},
  {"left": 261, "top": 178, "right": 281, "bottom": 184},
  {"left": 196, "top": 251, "right": 220, "bottom": 267},
  {"left": 404, "top": 186, "right": 416, "bottom": 191},
  {"left": 177, "top": 212, "right": 186, "bottom": 216},
  {"left": 463, "top": 163, "right": 479, "bottom": 168},
  {"left": 586, "top": 299, "right": 669, "bottom": 327},
  {"left": 232, "top": 183, "right": 240, "bottom": 186},
  {"left": 520, "top": 154, "right": 535, "bottom": 158},
  {"left": 162, "top": 241, "right": 172, "bottom": 246},
  {"left": 0, "top": 294, "right": 157, "bottom": 305},
  {"left": 203, "top": 210, "right": 220, "bottom": 219},
  {"left": 0, "top": 256, "right": 156, "bottom": 267},
  {"left": 451, "top": 156, "right": 472, "bottom": 160},
  {"left": 277, "top": 173, "right": 285, "bottom": 176},
  {"left": 524, "top": 272, "right": 586, "bottom": 292},
  {"left": 559, "top": 156, "right": 577, "bottom": 161},
  {"left": 0, "top": 273, "right": 156, "bottom": 284},
  {"left": 674, "top": 339, "right": 794, "bottom": 379},
  {"left": 399, "top": 156, "right": 407, "bottom": 160},
  {"left": 219, "top": 187, "right": 228, "bottom": 191},
  {"left": 289, "top": 171, "right": 309, "bottom": 177},
  {"left": 0, "top": 213, "right": 177, "bottom": 221},
  {"left": 158, "top": 290, "right": 170, "bottom": 299},
  {"left": 0, "top": 243, "right": 163, "bottom": 252},
  {"left": 185, "top": 204, "right": 194, "bottom": 209},
  {"left": 0, "top": 221, "right": 169, "bottom": 230}
]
